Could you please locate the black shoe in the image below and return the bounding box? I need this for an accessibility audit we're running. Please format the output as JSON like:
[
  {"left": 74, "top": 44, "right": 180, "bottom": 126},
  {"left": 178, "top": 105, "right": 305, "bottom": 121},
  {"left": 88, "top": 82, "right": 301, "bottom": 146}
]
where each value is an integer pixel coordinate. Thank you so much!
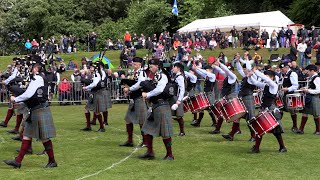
[
  {"left": 97, "top": 128, "right": 105, "bottom": 132},
  {"left": 119, "top": 141, "right": 134, "bottom": 147},
  {"left": 190, "top": 120, "right": 199, "bottom": 126},
  {"left": 90, "top": 121, "right": 96, "bottom": 125},
  {"left": 248, "top": 137, "right": 256, "bottom": 142},
  {"left": 37, "top": 150, "right": 46, "bottom": 155},
  {"left": 104, "top": 122, "right": 109, "bottom": 125},
  {"left": 44, "top": 162, "right": 58, "bottom": 168},
  {"left": 291, "top": 127, "right": 298, "bottom": 133},
  {"left": 163, "top": 155, "right": 174, "bottom": 160},
  {"left": 279, "top": 148, "right": 287, "bottom": 153},
  {"left": 138, "top": 152, "right": 155, "bottom": 160},
  {"left": 11, "top": 136, "right": 22, "bottom": 141},
  {"left": 7, "top": 129, "right": 19, "bottom": 134},
  {"left": 295, "top": 130, "right": 304, "bottom": 134},
  {"left": 315, "top": 132, "right": 320, "bottom": 135},
  {"left": 209, "top": 130, "right": 220, "bottom": 134},
  {"left": 0, "top": 122, "right": 8, "bottom": 127},
  {"left": 3, "top": 160, "right": 21, "bottom": 168},
  {"left": 16, "top": 148, "right": 33, "bottom": 155},
  {"left": 80, "top": 127, "right": 92, "bottom": 131},
  {"left": 248, "top": 146, "right": 260, "bottom": 153},
  {"left": 222, "top": 134, "right": 233, "bottom": 141},
  {"left": 178, "top": 132, "right": 185, "bottom": 136}
]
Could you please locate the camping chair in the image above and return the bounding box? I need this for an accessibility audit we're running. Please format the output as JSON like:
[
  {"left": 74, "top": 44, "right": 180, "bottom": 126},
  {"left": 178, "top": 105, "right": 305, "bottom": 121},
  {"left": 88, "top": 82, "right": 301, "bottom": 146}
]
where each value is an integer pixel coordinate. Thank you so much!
[
  {"left": 281, "top": 53, "right": 290, "bottom": 63},
  {"left": 268, "top": 54, "right": 281, "bottom": 65}
]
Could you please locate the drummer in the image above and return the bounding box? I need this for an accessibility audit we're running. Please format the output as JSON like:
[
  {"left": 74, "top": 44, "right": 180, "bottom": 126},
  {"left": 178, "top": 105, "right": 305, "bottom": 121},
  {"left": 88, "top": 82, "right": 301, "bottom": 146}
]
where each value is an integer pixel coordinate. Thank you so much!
[
  {"left": 170, "top": 62, "right": 186, "bottom": 136},
  {"left": 279, "top": 62, "right": 299, "bottom": 132},
  {"left": 247, "top": 68, "right": 287, "bottom": 153},
  {"left": 295, "top": 64, "right": 320, "bottom": 135},
  {"left": 210, "top": 60, "right": 239, "bottom": 135},
  {"left": 184, "top": 69, "right": 198, "bottom": 125},
  {"left": 191, "top": 64, "right": 217, "bottom": 127},
  {"left": 223, "top": 59, "right": 257, "bottom": 142}
]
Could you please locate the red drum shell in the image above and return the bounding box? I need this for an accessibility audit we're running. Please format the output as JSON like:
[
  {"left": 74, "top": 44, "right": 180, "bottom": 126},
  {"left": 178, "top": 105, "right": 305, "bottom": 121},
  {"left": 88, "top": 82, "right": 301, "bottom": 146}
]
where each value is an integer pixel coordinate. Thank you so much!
[
  {"left": 183, "top": 98, "right": 190, "bottom": 113},
  {"left": 249, "top": 111, "right": 279, "bottom": 137},
  {"left": 188, "top": 93, "right": 210, "bottom": 113},
  {"left": 210, "top": 98, "right": 226, "bottom": 119},
  {"left": 221, "top": 98, "right": 247, "bottom": 123},
  {"left": 286, "top": 93, "right": 304, "bottom": 110},
  {"left": 275, "top": 97, "right": 284, "bottom": 109},
  {"left": 253, "top": 93, "right": 261, "bottom": 107}
]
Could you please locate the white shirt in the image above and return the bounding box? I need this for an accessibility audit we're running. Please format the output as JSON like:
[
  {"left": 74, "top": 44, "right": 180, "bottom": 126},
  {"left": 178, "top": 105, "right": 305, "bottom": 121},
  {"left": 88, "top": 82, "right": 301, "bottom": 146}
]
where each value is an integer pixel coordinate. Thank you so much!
[
  {"left": 86, "top": 73, "right": 101, "bottom": 91},
  {"left": 249, "top": 70, "right": 278, "bottom": 95},
  {"left": 285, "top": 70, "right": 299, "bottom": 92},
  {"left": 195, "top": 68, "right": 216, "bottom": 82},
  {"left": 15, "top": 75, "right": 44, "bottom": 103},
  {"left": 236, "top": 61, "right": 256, "bottom": 85},
  {"left": 214, "top": 63, "right": 237, "bottom": 84},
  {"left": 308, "top": 74, "right": 320, "bottom": 95},
  {"left": 297, "top": 43, "right": 307, "bottom": 53},
  {"left": 5, "top": 67, "right": 20, "bottom": 85},
  {"left": 130, "top": 68, "right": 147, "bottom": 91},
  {"left": 174, "top": 72, "right": 185, "bottom": 102},
  {"left": 184, "top": 71, "right": 197, "bottom": 83},
  {"left": 146, "top": 73, "right": 168, "bottom": 99}
]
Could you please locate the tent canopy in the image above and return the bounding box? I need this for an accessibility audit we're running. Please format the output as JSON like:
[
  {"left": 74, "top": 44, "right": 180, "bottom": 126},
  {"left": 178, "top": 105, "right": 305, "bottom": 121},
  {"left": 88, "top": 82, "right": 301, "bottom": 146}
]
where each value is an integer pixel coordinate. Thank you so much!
[{"left": 178, "top": 11, "right": 294, "bottom": 33}]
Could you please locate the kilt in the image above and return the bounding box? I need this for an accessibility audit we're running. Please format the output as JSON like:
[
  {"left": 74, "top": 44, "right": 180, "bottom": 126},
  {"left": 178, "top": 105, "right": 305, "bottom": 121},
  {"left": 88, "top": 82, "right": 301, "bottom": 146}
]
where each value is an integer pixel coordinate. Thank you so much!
[
  {"left": 225, "top": 92, "right": 237, "bottom": 100},
  {"left": 24, "top": 106, "right": 56, "bottom": 140},
  {"left": 104, "top": 89, "right": 112, "bottom": 109},
  {"left": 302, "top": 95, "right": 320, "bottom": 117},
  {"left": 205, "top": 91, "right": 215, "bottom": 105},
  {"left": 16, "top": 102, "right": 28, "bottom": 115},
  {"left": 125, "top": 98, "right": 147, "bottom": 124},
  {"left": 187, "top": 88, "right": 195, "bottom": 97},
  {"left": 260, "top": 104, "right": 284, "bottom": 134},
  {"left": 282, "top": 95, "right": 298, "bottom": 114},
  {"left": 241, "top": 95, "right": 255, "bottom": 120},
  {"left": 169, "top": 96, "right": 184, "bottom": 117},
  {"left": 86, "top": 89, "right": 110, "bottom": 112},
  {"left": 142, "top": 102, "right": 173, "bottom": 138}
]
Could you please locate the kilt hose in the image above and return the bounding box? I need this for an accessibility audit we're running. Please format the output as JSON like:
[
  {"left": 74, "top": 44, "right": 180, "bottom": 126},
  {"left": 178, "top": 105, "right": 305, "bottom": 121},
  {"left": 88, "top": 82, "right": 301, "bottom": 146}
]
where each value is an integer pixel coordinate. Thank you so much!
[
  {"left": 241, "top": 95, "right": 255, "bottom": 121},
  {"left": 169, "top": 96, "right": 184, "bottom": 118},
  {"left": 125, "top": 98, "right": 147, "bottom": 124},
  {"left": 260, "top": 104, "right": 284, "bottom": 134},
  {"left": 24, "top": 106, "right": 56, "bottom": 140},
  {"left": 302, "top": 95, "right": 320, "bottom": 117},
  {"left": 86, "top": 89, "right": 110, "bottom": 113},
  {"left": 142, "top": 102, "right": 173, "bottom": 138}
]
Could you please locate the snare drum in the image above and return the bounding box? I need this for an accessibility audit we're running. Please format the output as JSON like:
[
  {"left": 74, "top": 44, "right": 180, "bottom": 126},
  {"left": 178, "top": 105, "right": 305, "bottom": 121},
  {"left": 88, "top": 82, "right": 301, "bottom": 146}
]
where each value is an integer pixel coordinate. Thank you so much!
[
  {"left": 275, "top": 97, "right": 284, "bottom": 109},
  {"left": 286, "top": 93, "right": 305, "bottom": 110},
  {"left": 209, "top": 97, "right": 227, "bottom": 120},
  {"left": 188, "top": 93, "right": 210, "bottom": 113},
  {"left": 221, "top": 98, "right": 247, "bottom": 123},
  {"left": 248, "top": 110, "right": 279, "bottom": 138},
  {"left": 253, "top": 93, "right": 261, "bottom": 107}
]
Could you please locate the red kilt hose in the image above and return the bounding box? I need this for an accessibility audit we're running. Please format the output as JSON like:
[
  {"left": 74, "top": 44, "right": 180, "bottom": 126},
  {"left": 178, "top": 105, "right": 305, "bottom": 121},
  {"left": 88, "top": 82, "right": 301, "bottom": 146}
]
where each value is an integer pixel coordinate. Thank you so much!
[
  {"left": 142, "top": 102, "right": 173, "bottom": 138},
  {"left": 24, "top": 106, "right": 56, "bottom": 140},
  {"left": 125, "top": 97, "right": 147, "bottom": 124}
]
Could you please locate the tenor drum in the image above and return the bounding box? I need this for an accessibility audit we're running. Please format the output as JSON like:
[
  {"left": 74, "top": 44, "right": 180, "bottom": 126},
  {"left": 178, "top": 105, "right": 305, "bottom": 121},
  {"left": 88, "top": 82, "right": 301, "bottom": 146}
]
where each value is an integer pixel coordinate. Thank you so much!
[
  {"left": 221, "top": 98, "right": 247, "bottom": 123},
  {"left": 182, "top": 97, "right": 190, "bottom": 113},
  {"left": 209, "top": 97, "right": 227, "bottom": 120},
  {"left": 248, "top": 110, "right": 279, "bottom": 138},
  {"left": 286, "top": 93, "right": 305, "bottom": 110},
  {"left": 275, "top": 96, "right": 284, "bottom": 109},
  {"left": 188, "top": 93, "right": 210, "bottom": 113}
]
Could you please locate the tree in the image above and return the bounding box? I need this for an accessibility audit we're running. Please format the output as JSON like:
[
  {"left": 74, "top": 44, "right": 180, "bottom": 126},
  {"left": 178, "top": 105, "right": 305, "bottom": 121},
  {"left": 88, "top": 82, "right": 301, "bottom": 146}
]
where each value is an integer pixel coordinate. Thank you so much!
[{"left": 288, "top": 0, "right": 320, "bottom": 27}]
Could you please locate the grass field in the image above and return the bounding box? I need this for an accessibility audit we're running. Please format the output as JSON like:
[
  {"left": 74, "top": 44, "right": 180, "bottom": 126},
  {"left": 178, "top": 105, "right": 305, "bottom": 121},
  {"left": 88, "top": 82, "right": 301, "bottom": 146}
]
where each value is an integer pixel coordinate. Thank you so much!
[{"left": 0, "top": 104, "right": 319, "bottom": 180}]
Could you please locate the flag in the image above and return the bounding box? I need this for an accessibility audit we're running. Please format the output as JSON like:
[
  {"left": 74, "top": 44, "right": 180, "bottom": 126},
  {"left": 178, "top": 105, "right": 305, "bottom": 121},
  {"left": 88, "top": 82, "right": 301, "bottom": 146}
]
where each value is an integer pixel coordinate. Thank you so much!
[{"left": 172, "top": 0, "right": 178, "bottom": 16}]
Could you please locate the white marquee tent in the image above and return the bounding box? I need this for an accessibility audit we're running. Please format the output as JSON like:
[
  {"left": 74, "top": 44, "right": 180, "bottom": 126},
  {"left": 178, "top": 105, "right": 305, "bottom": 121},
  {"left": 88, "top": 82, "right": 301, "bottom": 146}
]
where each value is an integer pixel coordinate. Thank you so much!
[{"left": 178, "top": 11, "right": 294, "bottom": 34}]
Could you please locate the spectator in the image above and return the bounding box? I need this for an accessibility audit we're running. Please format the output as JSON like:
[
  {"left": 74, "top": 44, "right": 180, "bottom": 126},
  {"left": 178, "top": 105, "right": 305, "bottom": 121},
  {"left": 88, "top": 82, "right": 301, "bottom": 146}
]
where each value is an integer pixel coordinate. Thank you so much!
[
  {"left": 253, "top": 51, "right": 262, "bottom": 65},
  {"left": 278, "top": 27, "right": 286, "bottom": 48},
  {"left": 261, "top": 29, "right": 269, "bottom": 47},
  {"left": 297, "top": 25, "right": 308, "bottom": 41},
  {"left": 289, "top": 42, "right": 298, "bottom": 61},
  {"left": 67, "top": 60, "right": 77, "bottom": 70},
  {"left": 269, "top": 30, "right": 278, "bottom": 51},
  {"left": 208, "top": 38, "right": 217, "bottom": 50},
  {"left": 304, "top": 42, "right": 312, "bottom": 66},
  {"left": 24, "top": 39, "right": 32, "bottom": 54},
  {"left": 286, "top": 25, "right": 293, "bottom": 48},
  {"left": 200, "top": 37, "right": 207, "bottom": 50},
  {"left": 58, "top": 78, "right": 72, "bottom": 102},
  {"left": 105, "top": 38, "right": 114, "bottom": 50},
  {"left": 297, "top": 40, "right": 307, "bottom": 67},
  {"left": 218, "top": 52, "right": 228, "bottom": 65},
  {"left": 311, "top": 26, "right": 319, "bottom": 46},
  {"left": 173, "top": 38, "right": 181, "bottom": 51},
  {"left": 71, "top": 69, "right": 82, "bottom": 105},
  {"left": 31, "top": 39, "right": 39, "bottom": 48},
  {"left": 145, "top": 37, "right": 153, "bottom": 53},
  {"left": 230, "top": 26, "right": 238, "bottom": 48},
  {"left": 124, "top": 31, "right": 131, "bottom": 48},
  {"left": 116, "top": 39, "right": 124, "bottom": 50},
  {"left": 117, "top": 66, "right": 126, "bottom": 77},
  {"left": 315, "top": 41, "right": 320, "bottom": 63},
  {"left": 90, "top": 32, "right": 97, "bottom": 51},
  {"left": 63, "top": 35, "right": 69, "bottom": 53}
]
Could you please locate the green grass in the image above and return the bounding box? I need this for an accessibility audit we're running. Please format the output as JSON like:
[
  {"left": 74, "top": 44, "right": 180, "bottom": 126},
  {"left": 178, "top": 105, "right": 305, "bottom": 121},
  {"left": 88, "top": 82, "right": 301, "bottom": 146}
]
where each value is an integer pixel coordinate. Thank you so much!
[{"left": 0, "top": 104, "right": 319, "bottom": 179}]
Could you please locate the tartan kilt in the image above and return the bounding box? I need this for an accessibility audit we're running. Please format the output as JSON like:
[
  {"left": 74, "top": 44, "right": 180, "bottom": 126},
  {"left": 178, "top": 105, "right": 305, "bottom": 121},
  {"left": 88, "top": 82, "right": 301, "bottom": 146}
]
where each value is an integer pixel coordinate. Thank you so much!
[
  {"left": 241, "top": 95, "right": 255, "bottom": 120},
  {"left": 104, "top": 89, "right": 112, "bottom": 109},
  {"left": 142, "top": 103, "right": 173, "bottom": 138},
  {"left": 16, "top": 103, "right": 28, "bottom": 115},
  {"left": 302, "top": 96, "right": 320, "bottom": 117},
  {"left": 205, "top": 91, "right": 215, "bottom": 105},
  {"left": 24, "top": 107, "right": 56, "bottom": 140},
  {"left": 282, "top": 95, "right": 298, "bottom": 114},
  {"left": 85, "top": 89, "right": 109, "bottom": 113},
  {"left": 187, "top": 89, "right": 195, "bottom": 97},
  {"left": 169, "top": 96, "right": 184, "bottom": 117},
  {"left": 260, "top": 105, "right": 284, "bottom": 134},
  {"left": 225, "top": 92, "right": 238, "bottom": 100},
  {"left": 125, "top": 98, "right": 147, "bottom": 124}
]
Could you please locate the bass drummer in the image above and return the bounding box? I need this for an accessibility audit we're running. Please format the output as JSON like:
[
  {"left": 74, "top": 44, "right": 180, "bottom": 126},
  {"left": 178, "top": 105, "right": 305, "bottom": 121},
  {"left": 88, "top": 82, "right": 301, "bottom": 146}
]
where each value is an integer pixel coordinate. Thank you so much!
[
  {"left": 279, "top": 62, "right": 299, "bottom": 132},
  {"left": 184, "top": 69, "right": 198, "bottom": 124},
  {"left": 190, "top": 64, "right": 217, "bottom": 127},
  {"left": 247, "top": 68, "right": 287, "bottom": 153}
]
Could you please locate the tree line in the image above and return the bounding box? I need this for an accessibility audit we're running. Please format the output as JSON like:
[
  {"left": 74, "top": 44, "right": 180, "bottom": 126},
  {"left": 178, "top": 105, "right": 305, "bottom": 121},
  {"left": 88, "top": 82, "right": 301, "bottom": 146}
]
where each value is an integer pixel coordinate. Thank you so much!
[{"left": 0, "top": 0, "right": 317, "bottom": 54}]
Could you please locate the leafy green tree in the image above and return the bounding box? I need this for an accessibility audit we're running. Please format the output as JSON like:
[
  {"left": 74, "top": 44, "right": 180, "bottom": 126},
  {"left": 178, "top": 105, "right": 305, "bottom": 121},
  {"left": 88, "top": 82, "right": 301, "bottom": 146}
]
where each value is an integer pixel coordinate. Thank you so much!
[{"left": 288, "top": 0, "right": 320, "bottom": 27}]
